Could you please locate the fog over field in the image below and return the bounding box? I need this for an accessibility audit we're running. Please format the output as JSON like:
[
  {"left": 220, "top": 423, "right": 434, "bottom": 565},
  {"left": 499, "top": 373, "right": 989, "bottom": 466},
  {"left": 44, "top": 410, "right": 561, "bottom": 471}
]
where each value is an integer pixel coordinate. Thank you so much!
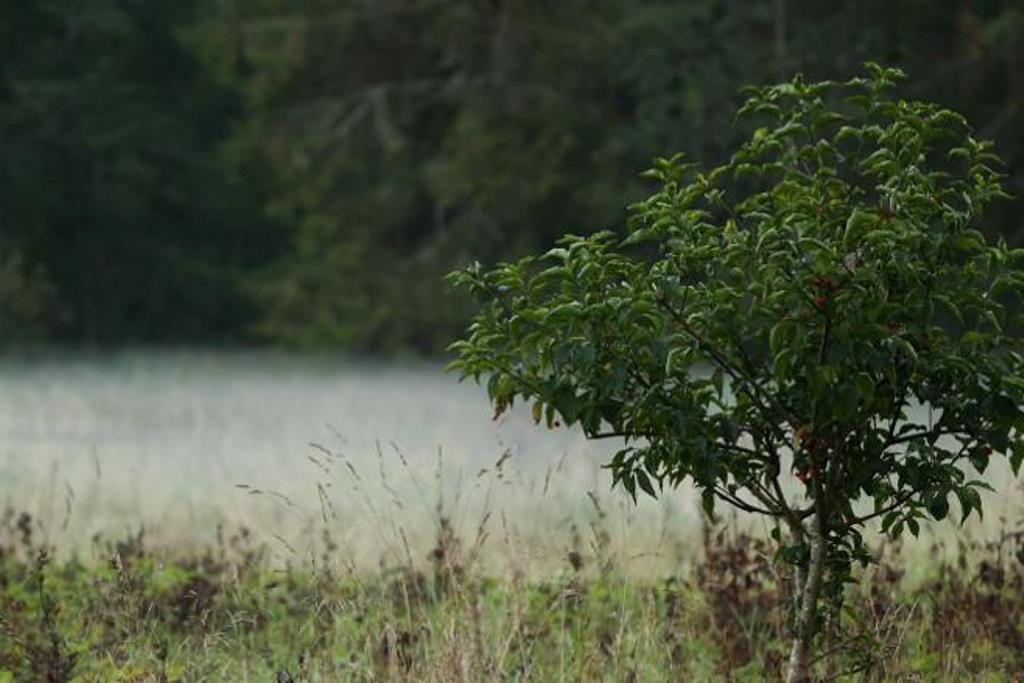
[
  {"left": 1, "top": 352, "right": 1019, "bottom": 574},
  {"left": 0, "top": 352, "right": 681, "bottom": 570}
]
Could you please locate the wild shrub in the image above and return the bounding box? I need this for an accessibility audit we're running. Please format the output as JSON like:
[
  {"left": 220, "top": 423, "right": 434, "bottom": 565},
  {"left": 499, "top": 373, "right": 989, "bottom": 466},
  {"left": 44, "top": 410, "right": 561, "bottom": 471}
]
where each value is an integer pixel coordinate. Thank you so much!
[{"left": 448, "top": 63, "right": 1024, "bottom": 680}]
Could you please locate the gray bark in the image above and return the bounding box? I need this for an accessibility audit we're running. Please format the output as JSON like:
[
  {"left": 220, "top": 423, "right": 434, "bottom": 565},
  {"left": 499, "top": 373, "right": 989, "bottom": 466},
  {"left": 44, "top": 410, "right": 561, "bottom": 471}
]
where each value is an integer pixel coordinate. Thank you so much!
[{"left": 785, "top": 506, "right": 826, "bottom": 683}]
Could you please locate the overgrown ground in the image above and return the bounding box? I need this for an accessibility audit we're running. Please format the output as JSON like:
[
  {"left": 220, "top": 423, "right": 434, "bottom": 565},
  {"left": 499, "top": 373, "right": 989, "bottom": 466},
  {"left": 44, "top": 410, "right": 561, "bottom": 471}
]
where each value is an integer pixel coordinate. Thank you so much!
[{"left": 2, "top": 505, "right": 1024, "bottom": 682}]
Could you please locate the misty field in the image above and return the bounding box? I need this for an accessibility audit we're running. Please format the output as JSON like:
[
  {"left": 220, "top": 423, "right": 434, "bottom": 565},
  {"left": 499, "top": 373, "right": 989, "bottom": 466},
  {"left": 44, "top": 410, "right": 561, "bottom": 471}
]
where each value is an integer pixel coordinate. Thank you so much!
[
  {"left": 2, "top": 352, "right": 1024, "bottom": 680},
  {"left": 0, "top": 352, "right": 683, "bottom": 569}
]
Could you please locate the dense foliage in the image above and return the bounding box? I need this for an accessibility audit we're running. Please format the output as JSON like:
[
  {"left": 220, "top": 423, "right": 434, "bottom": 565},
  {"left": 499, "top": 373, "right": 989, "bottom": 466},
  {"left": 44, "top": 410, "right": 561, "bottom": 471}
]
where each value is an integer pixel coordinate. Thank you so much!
[
  {"left": 1, "top": 1, "right": 1022, "bottom": 351},
  {"left": 0, "top": 0, "right": 281, "bottom": 344},
  {"left": 449, "top": 65, "right": 1024, "bottom": 679}
]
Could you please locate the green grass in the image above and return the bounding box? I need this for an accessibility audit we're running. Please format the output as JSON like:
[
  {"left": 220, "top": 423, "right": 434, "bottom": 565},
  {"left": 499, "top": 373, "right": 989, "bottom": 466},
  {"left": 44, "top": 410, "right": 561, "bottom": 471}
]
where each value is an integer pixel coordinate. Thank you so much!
[
  {"left": 2, "top": 509, "right": 1024, "bottom": 681},
  {"left": 3, "top": 357, "right": 1024, "bottom": 680}
]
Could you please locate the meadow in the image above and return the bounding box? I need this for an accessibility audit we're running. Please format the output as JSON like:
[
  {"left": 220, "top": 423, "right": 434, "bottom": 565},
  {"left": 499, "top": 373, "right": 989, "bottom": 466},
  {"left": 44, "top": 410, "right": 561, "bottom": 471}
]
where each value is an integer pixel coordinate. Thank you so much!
[{"left": 2, "top": 352, "right": 1023, "bottom": 680}]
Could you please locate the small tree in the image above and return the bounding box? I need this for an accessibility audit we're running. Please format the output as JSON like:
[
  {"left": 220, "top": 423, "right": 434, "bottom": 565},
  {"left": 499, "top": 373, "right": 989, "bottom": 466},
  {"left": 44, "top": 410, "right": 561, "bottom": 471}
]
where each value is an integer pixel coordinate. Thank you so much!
[{"left": 447, "top": 64, "right": 1024, "bottom": 681}]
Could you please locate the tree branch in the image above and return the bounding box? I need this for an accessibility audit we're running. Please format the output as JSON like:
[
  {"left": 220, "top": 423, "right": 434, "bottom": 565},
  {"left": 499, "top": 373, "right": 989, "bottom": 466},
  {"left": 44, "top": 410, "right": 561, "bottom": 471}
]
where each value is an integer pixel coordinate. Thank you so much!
[
  {"left": 846, "top": 488, "right": 920, "bottom": 526},
  {"left": 883, "top": 427, "right": 963, "bottom": 449},
  {"left": 656, "top": 296, "right": 796, "bottom": 434},
  {"left": 714, "top": 486, "right": 777, "bottom": 516}
]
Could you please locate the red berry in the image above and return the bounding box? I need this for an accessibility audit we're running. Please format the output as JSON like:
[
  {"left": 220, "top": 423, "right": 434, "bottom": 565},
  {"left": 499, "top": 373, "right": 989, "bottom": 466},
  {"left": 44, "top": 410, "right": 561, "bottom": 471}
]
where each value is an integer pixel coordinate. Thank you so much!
[
  {"left": 814, "top": 296, "right": 828, "bottom": 310},
  {"left": 795, "top": 466, "right": 817, "bottom": 483},
  {"left": 887, "top": 322, "right": 901, "bottom": 333}
]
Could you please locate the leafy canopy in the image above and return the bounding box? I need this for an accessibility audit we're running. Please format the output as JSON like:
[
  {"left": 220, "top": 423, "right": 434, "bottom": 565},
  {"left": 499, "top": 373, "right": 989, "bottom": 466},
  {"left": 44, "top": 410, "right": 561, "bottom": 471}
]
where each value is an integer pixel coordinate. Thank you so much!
[{"left": 448, "top": 65, "right": 1024, "bottom": 559}]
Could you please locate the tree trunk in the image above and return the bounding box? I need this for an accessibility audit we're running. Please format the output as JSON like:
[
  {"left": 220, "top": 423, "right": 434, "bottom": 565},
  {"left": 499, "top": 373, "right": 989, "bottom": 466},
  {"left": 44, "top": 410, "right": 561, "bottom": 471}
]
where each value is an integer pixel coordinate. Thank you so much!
[{"left": 786, "top": 506, "right": 826, "bottom": 683}]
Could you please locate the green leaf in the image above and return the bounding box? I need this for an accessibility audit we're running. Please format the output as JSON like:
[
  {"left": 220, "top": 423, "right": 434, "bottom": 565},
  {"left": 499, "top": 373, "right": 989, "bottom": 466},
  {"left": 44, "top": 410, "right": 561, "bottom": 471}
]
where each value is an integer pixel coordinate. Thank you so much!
[
  {"left": 636, "top": 470, "right": 657, "bottom": 498},
  {"left": 711, "top": 368, "right": 725, "bottom": 397},
  {"left": 906, "top": 517, "right": 920, "bottom": 537},
  {"left": 769, "top": 321, "right": 787, "bottom": 354},
  {"left": 927, "top": 495, "right": 949, "bottom": 521},
  {"left": 1011, "top": 442, "right": 1024, "bottom": 476},
  {"left": 959, "top": 331, "right": 987, "bottom": 347},
  {"left": 955, "top": 487, "right": 983, "bottom": 524},
  {"left": 854, "top": 373, "right": 875, "bottom": 404},
  {"left": 701, "top": 488, "right": 716, "bottom": 519},
  {"left": 621, "top": 473, "right": 636, "bottom": 500}
]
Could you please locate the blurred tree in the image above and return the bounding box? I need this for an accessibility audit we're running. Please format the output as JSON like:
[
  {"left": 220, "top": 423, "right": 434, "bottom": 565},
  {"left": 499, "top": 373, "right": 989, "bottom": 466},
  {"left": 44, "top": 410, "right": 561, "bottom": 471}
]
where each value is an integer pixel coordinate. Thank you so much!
[
  {"left": 0, "top": 249, "right": 61, "bottom": 343},
  {"left": 198, "top": 0, "right": 1022, "bottom": 353},
  {"left": 0, "top": 0, "right": 281, "bottom": 345},
  {"left": 1, "top": 0, "right": 1021, "bottom": 352},
  {"left": 195, "top": 1, "right": 778, "bottom": 351}
]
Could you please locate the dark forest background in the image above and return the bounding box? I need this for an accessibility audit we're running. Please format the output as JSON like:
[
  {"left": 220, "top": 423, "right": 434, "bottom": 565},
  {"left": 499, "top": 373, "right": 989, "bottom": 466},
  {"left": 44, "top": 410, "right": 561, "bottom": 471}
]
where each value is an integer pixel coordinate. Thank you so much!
[{"left": 2, "top": 1, "right": 1022, "bottom": 354}]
